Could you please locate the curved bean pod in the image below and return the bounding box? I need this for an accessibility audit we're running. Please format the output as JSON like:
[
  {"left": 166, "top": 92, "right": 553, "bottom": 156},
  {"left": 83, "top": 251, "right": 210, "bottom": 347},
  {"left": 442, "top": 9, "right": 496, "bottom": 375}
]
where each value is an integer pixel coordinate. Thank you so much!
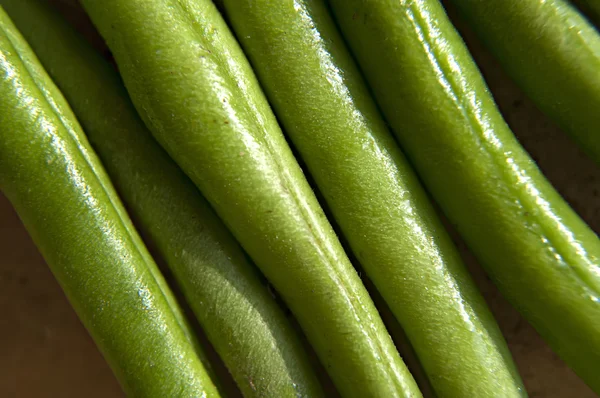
[
  {"left": 0, "top": 7, "right": 218, "bottom": 397},
  {"left": 0, "top": 1, "right": 325, "bottom": 396},
  {"left": 218, "top": 0, "right": 524, "bottom": 396},
  {"left": 79, "top": 0, "right": 421, "bottom": 397},
  {"left": 328, "top": 0, "right": 600, "bottom": 392},
  {"left": 449, "top": 0, "right": 600, "bottom": 163}
]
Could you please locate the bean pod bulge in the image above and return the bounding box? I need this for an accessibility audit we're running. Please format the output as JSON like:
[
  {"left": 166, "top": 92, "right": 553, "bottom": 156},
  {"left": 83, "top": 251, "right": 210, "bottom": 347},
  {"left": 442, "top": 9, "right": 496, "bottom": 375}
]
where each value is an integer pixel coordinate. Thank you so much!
[
  {"left": 328, "top": 0, "right": 600, "bottom": 393},
  {"left": 0, "top": 7, "right": 219, "bottom": 397},
  {"left": 450, "top": 0, "right": 600, "bottom": 164},
  {"left": 0, "top": 0, "right": 327, "bottom": 396},
  {"left": 79, "top": 0, "right": 421, "bottom": 397},
  {"left": 218, "top": 0, "right": 525, "bottom": 396}
]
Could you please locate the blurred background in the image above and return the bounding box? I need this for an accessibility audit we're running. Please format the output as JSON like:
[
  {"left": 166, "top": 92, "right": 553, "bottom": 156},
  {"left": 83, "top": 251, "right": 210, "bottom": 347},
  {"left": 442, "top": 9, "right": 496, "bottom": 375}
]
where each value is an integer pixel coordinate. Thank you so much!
[{"left": 0, "top": 0, "right": 599, "bottom": 396}]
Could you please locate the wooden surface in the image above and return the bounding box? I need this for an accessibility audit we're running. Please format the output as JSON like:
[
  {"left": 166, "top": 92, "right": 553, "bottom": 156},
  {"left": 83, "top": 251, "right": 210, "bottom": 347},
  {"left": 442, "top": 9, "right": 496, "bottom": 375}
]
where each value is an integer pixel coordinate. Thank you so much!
[{"left": 1, "top": 1, "right": 598, "bottom": 396}]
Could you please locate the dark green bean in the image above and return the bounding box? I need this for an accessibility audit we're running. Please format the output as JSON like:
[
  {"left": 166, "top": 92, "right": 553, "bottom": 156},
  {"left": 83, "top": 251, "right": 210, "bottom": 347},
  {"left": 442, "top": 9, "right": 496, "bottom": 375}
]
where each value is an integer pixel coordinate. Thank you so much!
[
  {"left": 0, "top": 7, "right": 218, "bottom": 397},
  {"left": 328, "top": 0, "right": 600, "bottom": 392},
  {"left": 0, "top": 1, "right": 326, "bottom": 396},
  {"left": 219, "top": 0, "right": 524, "bottom": 396},
  {"left": 79, "top": 0, "right": 421, "bottom": 396}
]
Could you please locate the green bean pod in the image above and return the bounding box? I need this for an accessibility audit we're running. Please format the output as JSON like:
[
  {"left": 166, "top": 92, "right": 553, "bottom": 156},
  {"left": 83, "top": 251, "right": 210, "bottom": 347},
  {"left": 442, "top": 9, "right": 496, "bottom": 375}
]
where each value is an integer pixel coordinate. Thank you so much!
[
  {"left": 0, "top": 7, "right": 218, "bottom": 397},
  {"left": 449, "top": 0, "right": 600, "bottom": 164},
  {"left": 0, "top": 1, "right": 325, "bottom": 396},
  {"left": 328, "top": 0, "right": 600, "bottom": 392},
  {"left": 79, "top": 0, "right": 421, "bottom": 397},
  {"left": 218, "top": 0, "right": 524, "bottom": 396}
]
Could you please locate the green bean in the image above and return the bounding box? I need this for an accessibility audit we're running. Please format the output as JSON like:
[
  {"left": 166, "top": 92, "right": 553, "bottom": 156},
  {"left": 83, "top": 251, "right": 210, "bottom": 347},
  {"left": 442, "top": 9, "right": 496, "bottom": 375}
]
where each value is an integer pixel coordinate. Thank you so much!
[
  {"left": 328, "top": 0, "right": 600, "bottom": 392},
  {"left": 218, "top": 0, "right": 524, "bottom": 396},
  {"left": 450, "top": 0, "right": 600, "bottom": 163},
  {"left": 0, "top": 0, "right": 326, "bottom": 396},
  {"left": 0, "top": 7, "right": 218, "bottom": 397},
  {"left": 79, "top": 0, "right": 421, "bottom": 396}
]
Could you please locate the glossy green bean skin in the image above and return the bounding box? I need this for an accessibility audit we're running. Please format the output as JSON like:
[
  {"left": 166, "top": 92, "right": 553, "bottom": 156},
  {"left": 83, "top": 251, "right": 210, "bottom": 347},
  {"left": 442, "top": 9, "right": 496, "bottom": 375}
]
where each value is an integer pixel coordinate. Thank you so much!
[
  {"left": 0, "top": 1, "right": 324, "bottom": 396},
  {"left": 449, "top": 0, "right": 600, "bottom": 164},
  {"left": 219, "top": 0, "right": 524, "bottom": 396},
  {"left": 328, "top": 0, "right": 600, "bottom": 392},
  {"left": 0, "top": 8, "right": 219, "bottom": 397},
  {"left": 79, "top": 1, "right": 421, "bottom": 396}
]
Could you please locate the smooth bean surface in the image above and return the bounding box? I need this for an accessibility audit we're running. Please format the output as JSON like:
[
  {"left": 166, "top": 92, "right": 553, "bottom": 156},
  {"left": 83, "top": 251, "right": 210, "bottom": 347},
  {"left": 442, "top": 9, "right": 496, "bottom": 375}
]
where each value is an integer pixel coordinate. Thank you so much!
[
  {"left": 450, "top": 0, "right": 600, "bottom": 163},
  {"left": 79, "top": 0, "right": 421, "bottom": 396},
  {"left": 0, "top": 7, "right": 219, "bottom": 397},
  {"left": 0, "top": 1, "right": 325, "bottom": 396},
  {"left": 329, "top": 0, "right": 600, "bottom": 393},
  {"left": 219, "top": 0, "right": 524, "bottom": 396}
]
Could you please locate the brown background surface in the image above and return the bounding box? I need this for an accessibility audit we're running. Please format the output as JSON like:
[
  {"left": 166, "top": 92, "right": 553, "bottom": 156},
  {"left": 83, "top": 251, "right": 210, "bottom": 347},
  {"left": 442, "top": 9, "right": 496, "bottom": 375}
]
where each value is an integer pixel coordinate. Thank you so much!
[{"left": 1, "top": 0, "right": 599, "bottom": 397}]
